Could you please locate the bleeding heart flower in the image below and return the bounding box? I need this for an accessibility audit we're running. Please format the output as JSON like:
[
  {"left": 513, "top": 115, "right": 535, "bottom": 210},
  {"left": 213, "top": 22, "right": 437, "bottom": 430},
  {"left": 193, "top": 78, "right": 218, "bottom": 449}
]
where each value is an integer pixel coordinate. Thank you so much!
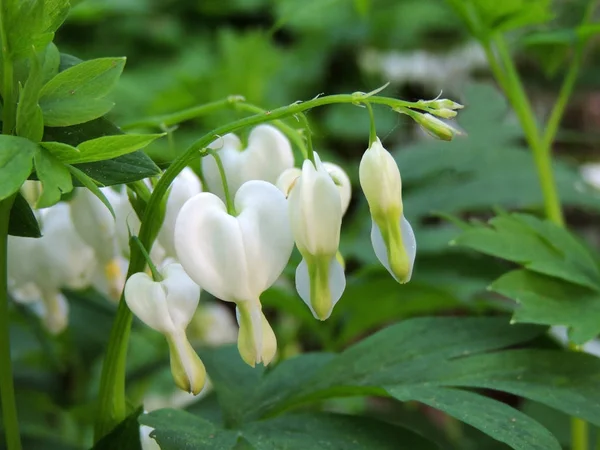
[
  {"left": 174, "top": 180, "right": 294, "bottom": 366},
  {"left": 202, "top": 125, "right": 294, "bottom": 200}
]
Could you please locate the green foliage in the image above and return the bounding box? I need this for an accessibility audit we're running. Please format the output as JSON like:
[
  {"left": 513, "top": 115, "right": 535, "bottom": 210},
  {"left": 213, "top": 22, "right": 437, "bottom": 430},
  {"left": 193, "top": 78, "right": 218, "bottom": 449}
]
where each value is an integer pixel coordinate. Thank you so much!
[
  {"left": 8, "top": 193, "right": 41, "bottom": 238},
  {"left": 16, "top": 52, "right": 45, "bottom": 142},
  {"left": 33, "top": 147, "right": 73, "bottom": 207},
  {"left": 67, "top": 165, "right": 115, "bottom": 218},
  {"left": 0, "top": 135, "right": 38, "bottom": 200},
  {"left": 91, "top": 407, "right": 142, "bottom": 450},
  {"left": 452, "top": 212, "right": 600, "bottom": 344},
  {"left": 39, "top": 57, "right": 126, "bottom": 126}
]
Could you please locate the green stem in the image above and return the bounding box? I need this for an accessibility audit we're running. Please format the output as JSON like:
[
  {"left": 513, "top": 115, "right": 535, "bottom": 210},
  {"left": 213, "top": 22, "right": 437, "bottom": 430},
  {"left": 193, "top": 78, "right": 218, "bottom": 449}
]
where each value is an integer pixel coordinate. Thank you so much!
[
  {"left": 363, "top": 102, "right": 377, "bottom": 145},
  {"left": 0, "top": 0, "right": 15, "bottom": 135},
  {"left": 493, "top": 35, "right": 565, "bottom": 226},
  {"left": 295, "top": 113, "right": 315, "bottom": 164},
  {"left": 121, "top": 96, "right": 246, "bottom": 130},
  {"left": 208, "top": 149, "right": 235, "bottom": 215},
  {"left": 0, "top": 195, "right": 22, "bottom": 450},
  {"left": 130, "top": 236, "right": 162, "bottom": 281},
  {"left": 94, "top": 91, "right": 443, "bottom": 441}
]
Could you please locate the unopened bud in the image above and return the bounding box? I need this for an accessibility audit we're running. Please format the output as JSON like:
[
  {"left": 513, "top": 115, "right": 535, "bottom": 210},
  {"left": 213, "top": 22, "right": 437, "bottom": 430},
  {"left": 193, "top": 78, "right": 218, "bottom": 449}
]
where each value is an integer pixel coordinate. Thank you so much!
[
  {"left": 413, "top": 113, "right": 462, "bottom": 141},
  {"left": 165, "top": 330, "right": 207, "bottom": 395},
  {"left": 236, "top": 301, "right": 277, "bottom": 367}
]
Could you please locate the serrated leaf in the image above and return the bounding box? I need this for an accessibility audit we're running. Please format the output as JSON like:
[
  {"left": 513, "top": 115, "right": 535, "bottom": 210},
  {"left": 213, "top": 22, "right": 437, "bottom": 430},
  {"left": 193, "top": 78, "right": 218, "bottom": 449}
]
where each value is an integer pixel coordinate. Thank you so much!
[
  {"left": 491, "top": 269, "right": 600, "bottom": 344},
  {"left": 8, "top": 192, "right": 41, "bottom": 237},
  {"left": 39, "top": 57, "right": 126, "bottom": 126},
  {"left": 67, "top": 165, "right": 115, "bottom": 218},
  {"left": 16, "top": 51, "right": 45, "bottom": 142},
  {"left": 33, "top": 147, "right": 72, "bottom": 207},
  {"left": 388, "top": 387, "right": 561, "bottom": 450},
  {"left": 452, "top": 213, "right": 600, "bottom": 291},
  {"left": 0, "top": 135, "right": 38, "bottom": 200},
  {"left": 92, "top": 407, "right": 143, "bottom": 450}
]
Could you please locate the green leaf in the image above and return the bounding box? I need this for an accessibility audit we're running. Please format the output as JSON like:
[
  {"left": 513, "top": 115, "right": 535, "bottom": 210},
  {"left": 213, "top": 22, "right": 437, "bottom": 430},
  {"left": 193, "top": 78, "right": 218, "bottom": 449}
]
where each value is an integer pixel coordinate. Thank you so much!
[
  {"left": 8, "top": 192, "right": 41, "bottom": 238},
  {"left": 491, "top": 270, "right": 600, "bottom": 345},
  {"left": 140, "top": 409, "right": 239, "bottom": 450},
  {"left": 0, "top": 135, "right": 38, "bottom": 200},
  {"left": 92, "top": 407, "right": 143, "bottom": 450},
  {"left": 42, "top": 116, "right": 123, "bottom": 145},
  {"left": 41, "top": 141, "right": 81, "bottom": 161},
  {"left": 73, "top": 152, "right": 161, "bottom": 186},
  {"left": 42, "top": 42, "right": 61, "bottom": 84},
  {"left": 411, "top": 349, "right": 600, "bottom": 427},
  {"left": 33, "top": 147, "right": 72, "bottom": 207},
  {"left": 390, "top": 387, "right": 560, "bottom": 450},
  {"left": 68, "top": 133, "right": 164, "bottom": 164},
  {"left": 67, "top": 165, "right": 115, "bottom": 218},
  {"left": 39, "top": 57, "right": 126, "bottom": 127},
  {"left": 16, "top": 51, "right": 44, "bottom": 142},
  {"left": 241, "top": 412, "right": 439, "bottom": 450},
  {"left": 451, "top": 213, "right": 600, "bottom": 291}
]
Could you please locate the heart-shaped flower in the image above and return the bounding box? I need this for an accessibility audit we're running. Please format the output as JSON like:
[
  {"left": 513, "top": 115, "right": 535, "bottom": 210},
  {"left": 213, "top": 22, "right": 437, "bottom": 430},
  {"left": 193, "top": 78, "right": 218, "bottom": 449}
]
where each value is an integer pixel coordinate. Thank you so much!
[
  {"left": 174, "top": 180, "right": 294, "bottom": 366},
  {"left": 202, "top": 125, "right": 294, "bottom": 200}
]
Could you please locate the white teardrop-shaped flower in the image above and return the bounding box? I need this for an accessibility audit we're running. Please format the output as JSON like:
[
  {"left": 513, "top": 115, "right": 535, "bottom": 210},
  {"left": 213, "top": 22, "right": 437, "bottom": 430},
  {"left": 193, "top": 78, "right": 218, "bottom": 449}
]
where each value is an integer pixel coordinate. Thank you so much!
[
  {"left": 8, "top": 202, "right": 96, "bottom": 334},
  {"left": 157, "top": 167, "right": 203, "bottom": 258},
  {"left": 174, "top": 180, "right": 294, "bottom": 366},
  {"left": 278, "top": 161, "right": 351, "bottom": 215},
  {"left": 203, "top": 125, "right": 294, "bottom": 200},
  {"left": 125, "top": 263, "right": 205, "bottom": 394},
  {"left": 288, "top": 153, "right": 346, "bottom": 320},
  {"left": 359, "top": 137, "right": 416, "bottom": 283}
]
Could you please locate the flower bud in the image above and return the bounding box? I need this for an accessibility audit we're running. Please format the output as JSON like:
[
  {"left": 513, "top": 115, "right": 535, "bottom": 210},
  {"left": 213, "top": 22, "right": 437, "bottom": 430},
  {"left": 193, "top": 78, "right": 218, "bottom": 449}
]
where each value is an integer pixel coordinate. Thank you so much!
[
  {"left": 236, "top": 301, "right": 277, "bottom": 367},
  {"left": 412, "top": 113, "right": 462, "bottom": 141},
  {"left": 423, "top": 98, "right": 464, "bottom": 110},
  {"left": 124, "top": 263, "right": 206, "bottom": 393},
  {"left": 359, "top": 138, "right": 416, "bottom": 283},
  {"left": 288, "top": 153, "right": 346, "bottom": 320}
]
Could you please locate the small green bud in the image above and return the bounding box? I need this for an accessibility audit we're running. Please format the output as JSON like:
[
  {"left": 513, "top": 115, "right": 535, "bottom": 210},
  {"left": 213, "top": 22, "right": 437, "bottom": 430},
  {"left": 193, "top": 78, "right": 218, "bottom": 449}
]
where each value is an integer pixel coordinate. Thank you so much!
[{"left": 413, "top": 113, "right": 462, "bottom": 141}]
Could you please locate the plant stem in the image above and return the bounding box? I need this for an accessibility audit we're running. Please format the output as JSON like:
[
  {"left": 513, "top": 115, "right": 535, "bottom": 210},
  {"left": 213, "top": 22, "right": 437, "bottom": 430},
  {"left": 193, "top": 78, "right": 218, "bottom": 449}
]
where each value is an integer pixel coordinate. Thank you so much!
[
  {"left": 295, "top": 113, "right": 315, "bottom": 164},
  {"left": 0, "top": 0, "right": 15, "bottom": 135},
  {"left": 0, "top": 195, "right": 22, "bottom": 450},
  {"left": 208, "top": 149, "right": 236, "bottom": 215},
  {"left": 493, "top": 35, "right": 565, "bottom": 226},
  {"left": 93, "top": 91, "right": 453, "bottom": 441},
  {"left": 363, "top": 102, "right": 377, "bottom": 145}
]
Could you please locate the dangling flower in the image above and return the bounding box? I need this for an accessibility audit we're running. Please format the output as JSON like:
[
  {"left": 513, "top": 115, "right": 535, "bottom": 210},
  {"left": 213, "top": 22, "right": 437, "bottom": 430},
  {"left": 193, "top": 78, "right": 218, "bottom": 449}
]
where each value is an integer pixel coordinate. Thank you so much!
[
  {"left": 157, "top": 167, "right": 203, "bottom": 259},
  {"left": 187, "top": 302, "right": 238, "bottom": 347},
  {"left": 125, "top": 263, "right": 206, "bottom": 394},
  {"left": 202, "top": 125, "right": 294, "bottom": 200},
  {"left": 8, "top": 203, "right": 96, "bottom": 333},
  {"left": 287, "top": 153, "right": 346, "bottom": 320},
  {"left": 174, "top": 180, "right": 294, "bottom": 366},
  {"left": 278, "top": 161, "right": 352, "bottom": 216},
  {"left": 359, "top": 137, "right": 416, "bottom": 283}
]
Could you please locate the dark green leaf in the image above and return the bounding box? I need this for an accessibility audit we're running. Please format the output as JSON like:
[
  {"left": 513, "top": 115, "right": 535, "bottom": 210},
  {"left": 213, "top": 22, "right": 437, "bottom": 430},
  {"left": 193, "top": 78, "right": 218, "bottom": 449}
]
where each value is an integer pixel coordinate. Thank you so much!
[
  {"left": 8, "top": 192, "right": 41, "bottom": 237},
  {"left": 39, "top": 57, "right": 126, "bottom": 126},
  {"left": 412, "top": 349, "right": 600, "bottom": 427},
  {"left": 73, "top": 151, "right": 161, "bottom": 186},
  {"left": 67, "top": 165, "right": 115, "bottom": 218},
  {"left": 140, "top": 409, "right": 239, "bottom": 450},
  {"left": 491, "top": 270, "right": 600, "bottom": 344},
  {"left": 33, "top": 147, "right": 72, "bottom": 207},
  {"left": 390, "top": 387, "right": 560, "bottom": 450},
  {"left": 241, "top": 412, "right": 439, "bottom": 450},
  {"left": 92, "top": 407, "right": 143, "bottom": 450},
  {"left": 0, "top": 135, "right": 38, "bottom": 200},
  {"left": 451, "top": 213, "right": 600, "bottom": 291},
  {"left": 42, "top": 115, "right": 124, "bottom": 145},
  {"left": 16, "top": 51, "right": 44, "bottom": 142},
  {"left": 42, "top": 42, "right": 61, "bottom": 84}
]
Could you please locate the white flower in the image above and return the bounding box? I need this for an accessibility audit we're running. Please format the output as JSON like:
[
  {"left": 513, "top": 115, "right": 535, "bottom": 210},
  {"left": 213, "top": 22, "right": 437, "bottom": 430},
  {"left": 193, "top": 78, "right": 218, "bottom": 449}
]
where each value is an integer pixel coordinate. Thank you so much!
[
  {"left": 8, "top": 203, "right": 96, "bottom": 333},
  {"left": 174, "top": 180, "right": 294, "bottom": 366},
  {"left": 203, "top": 125, "right": 294, "bottom": 200},
  {"left": 359, "top": 137, "right": 416, "bottom": 283},
  {"left": 157, "top": 167, "right": 203, "bottom": 258},
  {"left": 581, "top": 163, "right": 600, "bottom": 190},
  {"left": 288, "top": 153, "right": 346, "bottom": 320},
  {"left": 125, "top": 263, "right": 205, "bottom": 394},
  {"left": 278, "top": 161, "right": 352, "bottom": 215},
  {"left": 188, "top": 302, "right": 238, "bottom": 347}
]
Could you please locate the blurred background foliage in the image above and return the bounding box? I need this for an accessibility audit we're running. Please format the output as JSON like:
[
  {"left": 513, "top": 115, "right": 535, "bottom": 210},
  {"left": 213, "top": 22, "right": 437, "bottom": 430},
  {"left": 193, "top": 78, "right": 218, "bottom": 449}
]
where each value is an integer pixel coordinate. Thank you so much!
[{"left": 6, "top": 0, "right": 600, "bottom": 448}]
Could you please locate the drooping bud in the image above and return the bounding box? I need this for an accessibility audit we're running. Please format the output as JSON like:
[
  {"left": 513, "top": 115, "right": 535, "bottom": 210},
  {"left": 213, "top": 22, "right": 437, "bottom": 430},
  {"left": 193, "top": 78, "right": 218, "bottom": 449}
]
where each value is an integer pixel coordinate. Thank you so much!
[
  {"left": 412, "top": 113, "right": 462, "bottom": 141},
  {"left": 359, "top": 137, "right": 416, "bottom": 283}
]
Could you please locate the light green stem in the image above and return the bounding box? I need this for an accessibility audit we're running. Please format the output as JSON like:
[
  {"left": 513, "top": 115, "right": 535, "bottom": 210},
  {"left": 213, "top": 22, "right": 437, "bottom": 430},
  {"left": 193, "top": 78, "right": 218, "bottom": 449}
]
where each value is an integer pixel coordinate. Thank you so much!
[
  {"left": 363, "top": 102, "right": 377, "bottom": 145},
  {"left": 0, "top": 0, "right": 15, "bottom": 135},
  {"left": 93, "top": 91, "right": 445, "bottom": 441},
  {"left": 295, "top": 113, "right": 315, "bottom": 164},
  {"left": 130, "top": 236, "right": 162, "bottom": 282},
  {"left": 208, "top": 149, "right": 235, "bottom": 215},
  {"left": 0, "top": 195, "right": 22, "bottom": 450}
]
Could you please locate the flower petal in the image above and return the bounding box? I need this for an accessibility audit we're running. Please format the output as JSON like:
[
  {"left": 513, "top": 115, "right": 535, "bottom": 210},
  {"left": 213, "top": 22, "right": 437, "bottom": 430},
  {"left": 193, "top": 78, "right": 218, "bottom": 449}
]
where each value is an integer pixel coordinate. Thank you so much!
[
  {"left": 370, "top": 215, "right": 416, "bottom": 283},
  {"left": 295, "top": 256, "right": 346, "bottom": 320},
  {"left": 162, "top": 263, "right": 201, "bottom": 330},
  {"left": 124, "top": 272, "right": 175, "bottom": 334}
]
